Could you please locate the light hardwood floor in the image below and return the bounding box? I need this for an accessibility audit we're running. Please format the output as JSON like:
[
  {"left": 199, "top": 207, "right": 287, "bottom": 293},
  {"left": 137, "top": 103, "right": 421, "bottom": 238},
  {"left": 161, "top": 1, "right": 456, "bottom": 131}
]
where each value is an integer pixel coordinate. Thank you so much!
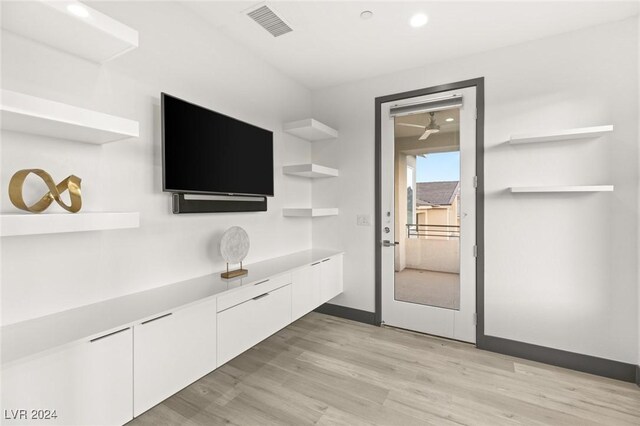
[{"left": 128, "top": 312, "right": 640, "bottom": 426}]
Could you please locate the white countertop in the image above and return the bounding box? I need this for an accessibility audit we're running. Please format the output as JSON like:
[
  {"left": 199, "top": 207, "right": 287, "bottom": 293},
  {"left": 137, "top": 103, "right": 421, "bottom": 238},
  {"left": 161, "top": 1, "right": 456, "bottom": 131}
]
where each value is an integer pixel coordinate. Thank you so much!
[{"left": 1, "top": 249, "right": 342, "bottom": 365}]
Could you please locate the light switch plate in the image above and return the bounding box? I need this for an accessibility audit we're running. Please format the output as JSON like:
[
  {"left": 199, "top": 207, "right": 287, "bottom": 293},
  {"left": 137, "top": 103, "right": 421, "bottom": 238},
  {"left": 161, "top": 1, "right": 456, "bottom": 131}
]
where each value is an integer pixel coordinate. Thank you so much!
[{"left": 357, "top": 214, "right": 371, "bottom": 226}]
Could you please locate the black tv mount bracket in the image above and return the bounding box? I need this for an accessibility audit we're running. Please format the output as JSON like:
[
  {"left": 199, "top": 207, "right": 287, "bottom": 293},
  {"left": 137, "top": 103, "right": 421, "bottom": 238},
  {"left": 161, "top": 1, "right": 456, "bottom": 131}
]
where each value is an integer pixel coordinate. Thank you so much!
[{"left": 171, "top": 193, "right": 267, "bottom": 214}]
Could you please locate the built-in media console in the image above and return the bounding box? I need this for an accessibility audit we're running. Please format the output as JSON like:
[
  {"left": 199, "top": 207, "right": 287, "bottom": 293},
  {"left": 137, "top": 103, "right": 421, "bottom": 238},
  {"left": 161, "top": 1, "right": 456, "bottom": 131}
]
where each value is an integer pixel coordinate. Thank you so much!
[
  {"left": 162, "top": 93, "right": 274, "bottom": 214},
  {"left": 1, "top": 249, "right": 343, "bottom": 425}
]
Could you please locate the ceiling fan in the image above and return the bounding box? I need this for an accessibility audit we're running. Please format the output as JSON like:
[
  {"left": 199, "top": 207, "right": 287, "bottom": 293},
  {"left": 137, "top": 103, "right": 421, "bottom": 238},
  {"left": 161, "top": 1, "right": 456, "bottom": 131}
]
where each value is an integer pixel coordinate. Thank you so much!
[{"left": 397, "top": 112, "right": 440, "bottom": 140}]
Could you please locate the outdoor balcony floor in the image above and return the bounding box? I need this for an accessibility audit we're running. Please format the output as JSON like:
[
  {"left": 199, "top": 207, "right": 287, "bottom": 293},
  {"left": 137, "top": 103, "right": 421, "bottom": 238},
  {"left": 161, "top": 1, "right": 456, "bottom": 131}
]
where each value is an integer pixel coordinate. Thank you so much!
[{"left": 394, "top": 268, "right": 460, "bottom": 310}]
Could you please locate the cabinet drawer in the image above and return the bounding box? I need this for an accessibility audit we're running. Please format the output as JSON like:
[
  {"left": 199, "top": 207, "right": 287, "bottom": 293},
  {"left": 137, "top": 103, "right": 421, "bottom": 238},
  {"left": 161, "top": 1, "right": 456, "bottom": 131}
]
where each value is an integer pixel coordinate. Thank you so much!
[
  {"left": 2, "top": 328, "right": 133, "bottom": 426},
  {"left": 292, "top": 262, "right": 322, "bottom": 321},
  {"left": 217, "top": 283, "right": 291, "bottom": 366},
  {"left": 321, "top": 255, "right": 343, "bottom": 302},
  {"left": 133, "top": 298, "right": 217, "bottom": 417},
  {"left": 216, "top": 272, "right": 292, "bottom": 312}
]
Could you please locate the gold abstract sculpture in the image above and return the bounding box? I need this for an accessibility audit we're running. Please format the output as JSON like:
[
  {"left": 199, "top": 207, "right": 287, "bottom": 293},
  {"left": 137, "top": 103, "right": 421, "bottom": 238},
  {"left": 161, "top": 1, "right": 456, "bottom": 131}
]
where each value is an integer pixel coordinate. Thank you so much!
[{"left": 8, "top": 169, "right": 82, "bottom": 213}]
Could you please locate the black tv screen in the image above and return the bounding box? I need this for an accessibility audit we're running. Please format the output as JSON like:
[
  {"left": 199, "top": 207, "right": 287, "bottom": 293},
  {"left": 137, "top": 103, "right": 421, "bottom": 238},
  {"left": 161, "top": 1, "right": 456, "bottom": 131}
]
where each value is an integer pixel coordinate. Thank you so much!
[{"left": 162, "top": 93, "right": 274, "bottom": 197}]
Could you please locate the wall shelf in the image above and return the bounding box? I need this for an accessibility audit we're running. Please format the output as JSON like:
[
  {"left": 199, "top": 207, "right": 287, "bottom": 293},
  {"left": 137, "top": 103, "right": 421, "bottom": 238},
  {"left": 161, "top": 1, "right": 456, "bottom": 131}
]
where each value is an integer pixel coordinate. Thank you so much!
[
  {"left": 2, "top": 1, "right": 138, "bottom": 63},
  {"left": 1, "top": 212, "right": 140, "bottom": 237},
  {"left": 509, "top": 185, "right": 614, "bottom": 193},
  {"left": 283, "top": 164, "right": 339, "bottom": 178},
  {"left": 283, "top": 119, "right": 338, "bottom": 141},
  {"left": 282, "top": 208, "right": 338, "bottom": 217},
  {"left": 508, "top": 125, "right": 613, "bottom": 145},
  {"left": 1, "top": 90, "right": 139, "bottom": 144}
]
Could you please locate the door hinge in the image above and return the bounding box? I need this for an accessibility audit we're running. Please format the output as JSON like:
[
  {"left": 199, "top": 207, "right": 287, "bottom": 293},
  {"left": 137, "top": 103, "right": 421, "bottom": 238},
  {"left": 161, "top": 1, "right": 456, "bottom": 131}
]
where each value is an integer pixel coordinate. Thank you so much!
[
  {"left": 473, "top": 313, "right": 478, "bottom": 326},
  {"left": 473, "top": 245, "right": 478, "bottom": 258},
  {"left": 473, "top": 176, "right": 478, "bottom": 188},
  {"left": 474, "top": 107, "right": 478, "bottom": 120}
]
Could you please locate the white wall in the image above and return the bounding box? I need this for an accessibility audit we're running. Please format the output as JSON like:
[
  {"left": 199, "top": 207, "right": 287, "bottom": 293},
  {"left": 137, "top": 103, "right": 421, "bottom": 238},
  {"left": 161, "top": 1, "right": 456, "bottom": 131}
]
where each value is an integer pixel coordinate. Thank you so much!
[
  {"left": 312, "top": 18, "right": 639, "bottom": 364},
  {"left": 1, "top": 2, "right": 313, "bottom": 325},
  {"left": 405, "top": 239, "right": 460, "bottom": 274}
]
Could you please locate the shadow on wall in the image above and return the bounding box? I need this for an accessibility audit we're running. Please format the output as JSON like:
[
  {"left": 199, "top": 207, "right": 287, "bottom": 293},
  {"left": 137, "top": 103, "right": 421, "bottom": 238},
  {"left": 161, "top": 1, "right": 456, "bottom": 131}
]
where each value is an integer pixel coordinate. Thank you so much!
[
  {"left": 152, "top": 98, "right": 172, "bottom": 215},
  {"left": 206, "top": 229, "right": 227, "bottom": 265}
]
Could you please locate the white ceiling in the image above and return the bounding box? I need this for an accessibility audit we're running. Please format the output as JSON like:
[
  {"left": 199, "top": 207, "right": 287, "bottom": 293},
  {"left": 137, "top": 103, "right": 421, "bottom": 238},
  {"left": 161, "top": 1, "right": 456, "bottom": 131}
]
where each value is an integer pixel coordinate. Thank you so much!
[
  {"left": 184, "top": 1, "right": 639, "bottom": 90},
  {"left": 395, "top": 109, "right": 459, "bottom": 138}
]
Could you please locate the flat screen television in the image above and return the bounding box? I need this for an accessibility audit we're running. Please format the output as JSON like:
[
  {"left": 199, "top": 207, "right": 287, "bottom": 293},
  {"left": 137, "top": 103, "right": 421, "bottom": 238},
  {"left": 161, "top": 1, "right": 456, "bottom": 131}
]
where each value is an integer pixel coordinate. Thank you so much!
[{"left": 162, "top": 93, "right": 274, "bottom": 197}]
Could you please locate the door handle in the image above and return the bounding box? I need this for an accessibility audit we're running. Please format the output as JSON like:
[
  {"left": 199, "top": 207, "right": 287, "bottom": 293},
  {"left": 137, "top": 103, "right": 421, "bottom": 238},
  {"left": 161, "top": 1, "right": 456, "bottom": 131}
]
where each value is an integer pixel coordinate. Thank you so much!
[
  {"left": 90, "top": 327, "right": 130, "bottom": 343},
  {"left": 140, "top": 312, "right": 172, "bottom": 325},
  {"left": 381, "top": 240, "right": 399, "bottom": 247},
  {"left": 253, "top": 292, "right": 270, "bottom": 301}
]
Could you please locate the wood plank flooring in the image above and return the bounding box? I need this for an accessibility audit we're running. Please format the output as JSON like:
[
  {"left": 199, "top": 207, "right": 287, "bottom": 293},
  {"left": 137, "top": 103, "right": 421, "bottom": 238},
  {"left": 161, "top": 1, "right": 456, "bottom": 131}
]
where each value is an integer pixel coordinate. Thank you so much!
[{"left": 128, "top": 312, "right": 640, "bottom": 426}]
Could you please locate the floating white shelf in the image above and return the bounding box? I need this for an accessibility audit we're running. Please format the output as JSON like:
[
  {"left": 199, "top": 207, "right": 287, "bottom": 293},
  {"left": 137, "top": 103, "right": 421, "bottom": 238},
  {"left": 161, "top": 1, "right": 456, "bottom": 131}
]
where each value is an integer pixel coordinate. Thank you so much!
[
  {"left": 508, "top": 125, "right": 613, "bottom": 145},
  {"left": 1, "top": 90, "right": 139, "bottom": 144},
  {"left": 509, "top": 185, "right": 614, "bottom": 193},
  {"left": 283, "top": 119, "right": 338, "bottom": 141},
  {"left": 1, "top": 212, "right": 140, "bottom": 237},
  {"left": 282, "top": 208, "right": 339, "bottom": 217},
  {"left": 2, "top": 1, "right": 138, "bottom": 63},
  {"left": 283, "top": 164, "right": 339, "bottom": 178}
]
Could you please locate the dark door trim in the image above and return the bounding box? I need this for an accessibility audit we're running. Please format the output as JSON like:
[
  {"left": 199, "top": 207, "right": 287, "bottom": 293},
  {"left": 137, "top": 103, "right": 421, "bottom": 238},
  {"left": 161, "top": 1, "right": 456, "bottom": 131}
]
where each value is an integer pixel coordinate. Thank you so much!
[
  {"left": 373, "top": 78, "right": 638, "bottom": 385},
  {"left": 374, "top": 78, "right": 485, "bottom": 343}
]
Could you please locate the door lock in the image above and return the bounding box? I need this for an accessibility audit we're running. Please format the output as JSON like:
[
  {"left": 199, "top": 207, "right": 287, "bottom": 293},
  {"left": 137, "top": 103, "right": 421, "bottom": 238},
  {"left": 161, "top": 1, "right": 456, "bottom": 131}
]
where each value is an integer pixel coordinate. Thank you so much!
[{"left": 381, "top": 240, "right": 399, "bottom": 247}]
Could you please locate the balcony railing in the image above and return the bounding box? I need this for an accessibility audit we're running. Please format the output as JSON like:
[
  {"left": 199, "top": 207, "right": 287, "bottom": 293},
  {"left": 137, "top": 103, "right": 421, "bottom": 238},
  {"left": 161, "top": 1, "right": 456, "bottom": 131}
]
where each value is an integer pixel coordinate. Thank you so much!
[{"left": 407, "top": 223, "right": 460, "bottom": 239}]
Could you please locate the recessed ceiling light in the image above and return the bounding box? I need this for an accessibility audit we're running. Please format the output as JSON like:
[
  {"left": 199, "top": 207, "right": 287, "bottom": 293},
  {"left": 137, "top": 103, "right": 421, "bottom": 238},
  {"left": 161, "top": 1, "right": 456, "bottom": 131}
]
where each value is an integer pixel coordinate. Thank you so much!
[
  {"left": 409, "top": 13, "right": 428, "bottom": 28},
  {"left": 360, "top": 10, "right": 373, "bottom": 20},
  {"left": 446, "top": 118, "right": 454, "bottom": 122},
  {"left": 67, "top": 3, "right": 90, "bottom": 19}
]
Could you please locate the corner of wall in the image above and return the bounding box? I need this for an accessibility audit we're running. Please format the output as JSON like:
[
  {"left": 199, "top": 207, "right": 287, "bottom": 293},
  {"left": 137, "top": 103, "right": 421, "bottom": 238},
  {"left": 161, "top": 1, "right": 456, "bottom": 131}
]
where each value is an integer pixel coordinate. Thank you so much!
[{"left": 637, "top": 12, "right": 640, "bottom": 372}]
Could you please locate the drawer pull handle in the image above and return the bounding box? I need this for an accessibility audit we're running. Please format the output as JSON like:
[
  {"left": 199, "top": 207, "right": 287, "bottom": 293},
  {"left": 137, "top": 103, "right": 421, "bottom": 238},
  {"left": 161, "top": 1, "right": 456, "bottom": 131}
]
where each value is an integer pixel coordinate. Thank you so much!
[
  {"left": 311, "top": 262, "right": 321, "bottom": 266},
  {"left": 253, "top": 292, "right": 270, "bottom": 301},
  {"left": 141, "top": 312, "right": 172, "bottom": 325},
  {"left": 254, "top": 279, "right": 269, "bottom": 286},
  {"left": 90, "top": 327, "right": 129, "bottom": 343},
  {"left": 322, "top": 259, "right": 330, "bottom": 262}
]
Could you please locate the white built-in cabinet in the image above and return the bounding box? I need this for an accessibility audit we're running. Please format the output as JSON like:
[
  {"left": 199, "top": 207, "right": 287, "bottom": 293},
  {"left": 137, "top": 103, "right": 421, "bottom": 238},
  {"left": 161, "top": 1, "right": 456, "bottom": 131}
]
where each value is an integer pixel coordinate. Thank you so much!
[
  {"left": 218, "top": 282, "right": 292, "bottom": 366},
  {"left": 2, "top": 328, "right": 133, "bottom": 426},
  {"left": 1, "top": 250, "right": 343, "bottom": 425},
  {"left": 291, "top": 255, "right": 342, "bottom": 322},
  {"left": 321, "top": 255, "right": 344, "bottom": 302},
  {"left": 292, "top": 262, "right": 322, "bottom": 321},
  {"left": 133, "top": 298, "right": 218, "bottom": 417}
]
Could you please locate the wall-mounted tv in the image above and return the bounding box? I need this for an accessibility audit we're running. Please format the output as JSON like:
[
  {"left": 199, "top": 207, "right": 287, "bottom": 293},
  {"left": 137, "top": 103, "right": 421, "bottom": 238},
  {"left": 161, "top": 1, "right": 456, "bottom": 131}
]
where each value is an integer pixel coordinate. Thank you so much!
[{"left": 162, "top": 93, "right": 274, "bottom": 197}]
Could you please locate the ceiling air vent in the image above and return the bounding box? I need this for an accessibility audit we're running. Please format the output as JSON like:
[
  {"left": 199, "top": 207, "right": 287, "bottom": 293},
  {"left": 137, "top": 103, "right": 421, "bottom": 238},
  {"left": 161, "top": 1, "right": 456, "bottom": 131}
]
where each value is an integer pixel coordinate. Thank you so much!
[{"left": 247, "top": 5, "right": 292, "bottom": 37}]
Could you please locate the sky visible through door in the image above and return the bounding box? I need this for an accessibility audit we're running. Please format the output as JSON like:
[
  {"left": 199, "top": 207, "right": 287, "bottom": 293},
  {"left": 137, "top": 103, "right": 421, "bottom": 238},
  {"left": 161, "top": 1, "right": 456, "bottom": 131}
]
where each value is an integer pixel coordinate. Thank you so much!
[{"left": 417, "top": 152, "right": 460, "bottom": 182}]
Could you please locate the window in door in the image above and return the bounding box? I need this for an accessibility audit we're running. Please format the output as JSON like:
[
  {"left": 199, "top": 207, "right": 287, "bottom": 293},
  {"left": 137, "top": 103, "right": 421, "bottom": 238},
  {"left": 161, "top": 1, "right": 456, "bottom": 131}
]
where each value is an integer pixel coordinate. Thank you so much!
[{"left": 395, "top": 108, "right": 461, "bottom": 310}]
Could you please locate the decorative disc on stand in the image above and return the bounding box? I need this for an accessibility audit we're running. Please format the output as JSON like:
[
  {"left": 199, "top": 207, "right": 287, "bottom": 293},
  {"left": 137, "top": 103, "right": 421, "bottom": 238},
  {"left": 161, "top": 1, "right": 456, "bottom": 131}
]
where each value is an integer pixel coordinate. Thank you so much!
[{"left": 220, "top": 226, "right": 250, "bottom": 279}]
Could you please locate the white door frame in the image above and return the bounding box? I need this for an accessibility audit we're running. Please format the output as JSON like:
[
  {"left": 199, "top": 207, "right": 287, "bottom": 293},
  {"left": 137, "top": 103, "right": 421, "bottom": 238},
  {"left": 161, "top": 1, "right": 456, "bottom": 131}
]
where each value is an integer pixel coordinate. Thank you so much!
[{"left": 374, "top": 79, "right": 485, "bottom": 344}]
